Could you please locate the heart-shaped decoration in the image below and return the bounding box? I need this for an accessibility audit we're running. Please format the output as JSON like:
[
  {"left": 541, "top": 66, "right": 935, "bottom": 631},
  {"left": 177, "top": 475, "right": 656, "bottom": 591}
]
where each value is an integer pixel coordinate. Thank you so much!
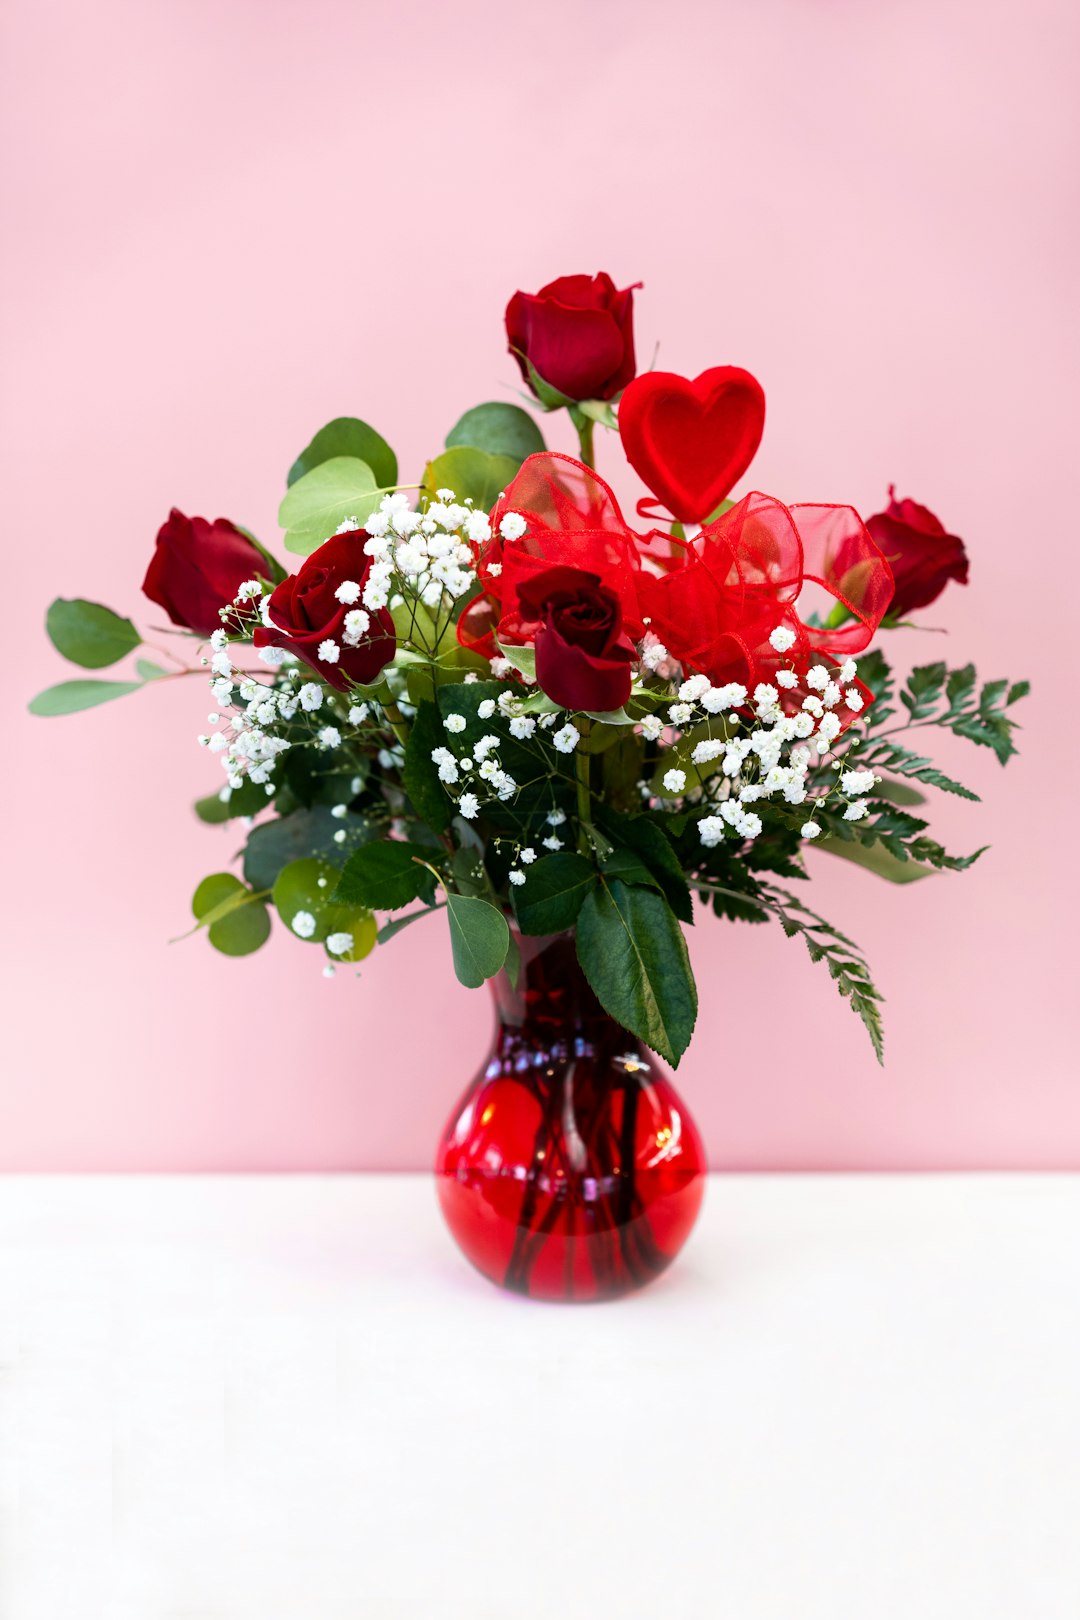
[{"left": 618, "top": 366, "right": 766, "bottom": 523}]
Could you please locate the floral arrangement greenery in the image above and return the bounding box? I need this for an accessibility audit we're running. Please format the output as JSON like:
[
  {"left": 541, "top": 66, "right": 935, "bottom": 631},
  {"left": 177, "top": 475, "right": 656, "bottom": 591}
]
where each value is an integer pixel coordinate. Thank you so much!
[{"left": 33, "top": 274, "right": 1028, "bottom": 1066}]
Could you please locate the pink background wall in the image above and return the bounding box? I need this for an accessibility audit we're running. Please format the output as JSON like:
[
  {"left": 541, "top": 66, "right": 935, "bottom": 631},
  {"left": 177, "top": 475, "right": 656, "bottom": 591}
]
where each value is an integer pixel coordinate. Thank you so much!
[{"left": 3, "top": 0, "right": 1076, "bottom": 1170}]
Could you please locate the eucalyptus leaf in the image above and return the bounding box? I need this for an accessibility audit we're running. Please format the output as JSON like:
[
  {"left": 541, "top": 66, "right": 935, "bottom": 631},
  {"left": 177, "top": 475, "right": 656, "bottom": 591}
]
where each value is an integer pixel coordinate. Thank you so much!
[
  {"left": 288, "top": 417, "right": 397, "bottom": 491},
  {"left": 445, "top": 402, "right": 545, "bottom": 466},
  {"left": 278, "top": 456, "right": 379, "bottom": 556},
  {"left": 135, "top": 659, "right": 169, "bottom": 680},
  {"left": 423, "top": 447, "right": 519, "bottom": 510},
  {"left": 242, "top": 804, "right": 375, "bottom": 891},
  {"left": 46, "top": 599, "right": 140, "bottom": 668},
  {"left": 445, "top": 893, "right": 510, "bottom": 988},
  {"left": 29, "top": 679, "right": 143, "bottom": 716},
  {"left": 495, "top": 642, "right": 536, "bottom": 680}
]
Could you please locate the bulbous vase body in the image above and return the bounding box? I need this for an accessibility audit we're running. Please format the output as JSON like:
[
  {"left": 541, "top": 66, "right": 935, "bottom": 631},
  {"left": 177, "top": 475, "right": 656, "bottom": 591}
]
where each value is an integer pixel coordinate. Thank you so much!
[{"left": 435, "top": 932, "right": 706, "bottom": 1302}]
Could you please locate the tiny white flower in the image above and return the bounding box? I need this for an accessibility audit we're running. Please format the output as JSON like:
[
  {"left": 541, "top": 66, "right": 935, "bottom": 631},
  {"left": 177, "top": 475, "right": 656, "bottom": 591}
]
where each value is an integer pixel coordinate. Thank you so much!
[
  {"left": 465, "top": 510, "right": 492, "bottom": 543},
  {"left": 509, "top": 716, "right": 536, "bottom": 740},
  {"left": 508, "top": 869, "right": 526, "bottom": 887},
  {"left": 546, "top": 808, "right": 566, "bottom": 826},
  {"left": 691, "top": 739, "right": 724, "bottom": 765},
  {"left": 458, "top": 792, "right": 480, "bottom": 820},
  {"left": 840, "top": 769, "right": 877, "bottom": 795},
  {"left": 299, "top": 683, "right": 323, "bottom": 712},
  {"left": 663, "top": 769, "right": 687, "bottom": 793},
  {"left": 520, "top": 847, "right": 537, "bottom": 864},
  {"left": 444, "top": 712, "right": 467, "bottom": 734},
  {"left": 237, "top": 579, "right": 263, "bottom": 600},
  {"left": 668, "top": 703, "right": 693, "bottom": 725},
  {"left": 326, "top": 931, "right": 354, "bottom": 957},
  {"left": 775, "top": 669, "right": 799, "bottom": 690},
  {"left": 640, "top": 714, "right": 664, "bottom": 741},
  {"left": 487, "top": 562, "right": 503, "bottom": 578},
  {"left": 801, "top": 821, "right": 821, "bottom": 840},
  {"left": 331, "top": 804, "right": 348, "bottom": 819},
  {"left": 317, "top": 639, "right": 340, "bottom": 664},
  {"left": 334, "top": 580, "right": 362, "bottom": 605},
  {"left": 805, "top": 664, "right": 830, "bottom": 692},
  {"left": 769, "top": 623, "right": 797, "bottom": 653},
  {"left": 318, "top": 726, "right": 342, "bottom": 749},
  {"left": 291, "top": 911, "right": 317, "bottom": 939},
  {"left": 211, "top": 651, "right": 232, "bottom": 677},
  {"left": 348, "top": 703, "right": 369, "bottom": 724},
  {"left": 499, "top": 512, "right": 527, "bottom": 541},
  {"left": 840, "top": 658, "right": 858, "bottom": 684},
  {"left": 209, "top": 629, "right": 228, "bottom": 651},
  {"left": 473, "top": 733, "right": 500, "bottom": 761},
  {"left": 489, "top": 655, "right": 513, "bottom": 678},
  {"left": 845, "top": 689, "right": 865, "bottom": 712},
  {"left": 843, "top": 800, "right": 870, "bottom": 821},
  {"left": 543, "top": 835, "right": 564, "bottom": 851},
  {"left": 258, "top": 645, "right": 287, "bottom": 668},
  {"left": 333, "top": 828, "right": 347, "bottom": 844},
  {"left": 552, "top": 723, "right": 580, "bottom": 755},
  {"left": 678, "top": 674, "right": 711, "bottom": 703},
  {"left": 698, "top": 815, "right": 726, "bottom": 848},
  {"left": 208, "top": 732, "right": 228, "bottom": 754},
  {"left": 640, "top": 639, "right": 669, "bottom": 673},
  {"left": 477, "top": 699, "right": 496, "bottom": 719}
]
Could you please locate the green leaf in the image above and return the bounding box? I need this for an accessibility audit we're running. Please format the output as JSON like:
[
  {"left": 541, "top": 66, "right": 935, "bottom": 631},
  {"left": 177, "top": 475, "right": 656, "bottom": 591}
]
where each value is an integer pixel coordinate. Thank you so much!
[
  {"left": 190, "top": 873, "right": 271, "bottom": 956},
  {"left": 576, "top": 878, "right": 697, "bottom": 1066},
  {"left": 860, "top": 739, "right": 980, "bottom": 801},
  {"left": 402, "top": 701, "right": 453, "bottom": 834},
  {"left": 1006, "top": 680, "right": 1030, "bottom": 706},
  {"left": 759, "top": 883, "right": 884, "bottom": 1063},
  {"left": 600, "top": 812, "right": 694, "bottom": 924},
  {"left": 46, "top": 599, "right": 140, "bottom": 668},
  {"left": 945, "top": 663, "right": 977, "bottom": 712},
  {"left": 423, "top": 447, "right": 520, "bottom": 510},
  {"left": 135, "top": 659, "right": 169, "bottom": 680},
  {"left": 512, "top": 852, "right": 596, "bottom": 936},
  {"left": 288, "top": 417, "right": 397, "bottom": 491},
  {"left": 29, "top": 678, "right": 143, "bottom": 716},
  {"left": 576, "top": 398, "right": 618, "bottom": 430},
  {"left": 816, "top": 836, "right": 937, "bottom": 884},
  {"left": 333, "top": 840, "right": 438, "bottom": 910},
  {"left": 521, "top": 355, "right": 575, "bottom": 411},
  {"left": 494, "top": 642, "right": 536, "bottom": 680},
  {"left": 601, "top": 849, "right": 660, "bottom": 889},
  {"left": 445, "top": 402, "right": 545, "bottom": 467},
  {"left": 901, "top": 661, "right": 947, "bottom": 721},
  {"left": 278, "top": 456, "right": 379, "bottom": 556},
  {"left": 445, "top": 893, "right": 510, "bottom": 988},
  {"left": 242, "top": 804, "right": 376, "bottom": 891}
]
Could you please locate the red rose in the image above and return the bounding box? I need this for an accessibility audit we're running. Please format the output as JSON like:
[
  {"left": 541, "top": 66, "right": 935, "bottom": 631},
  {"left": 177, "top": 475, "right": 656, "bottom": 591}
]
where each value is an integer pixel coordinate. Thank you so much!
[
  {"left": 142, "top": 509, "right": 268, "bottom": 637},
  {"left": 865, "top": 487, "right": 969, "bottom": 619},
  {"left": 459, "top": 454, "right": 648, "bottom": 660},
  {"left": 516, "top": 565, "right": 636, "bottom": 713},
  {"left": 505, "top": 273, "right": 640, "bottom": 403},
  {"left": 253, "top": 531, "right": 395, "bottom": 692}
]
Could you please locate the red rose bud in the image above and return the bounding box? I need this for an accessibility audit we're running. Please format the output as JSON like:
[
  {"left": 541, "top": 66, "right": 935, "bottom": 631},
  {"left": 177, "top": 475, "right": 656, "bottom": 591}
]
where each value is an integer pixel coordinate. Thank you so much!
[
  {"left": 516, "top": 565, "right": 636, "bottom": 713},
  {"left": 505, "top": 273, "right": 640, "bottom": 403},
  {"left": 865, "top": 487, "right": 969, "bottom": 619},
  {"left": 253, "top": 531, "right": 395, "bottom": 692},
  {"left": 142, "top": 509, "right": 268, "bottom": 637}
]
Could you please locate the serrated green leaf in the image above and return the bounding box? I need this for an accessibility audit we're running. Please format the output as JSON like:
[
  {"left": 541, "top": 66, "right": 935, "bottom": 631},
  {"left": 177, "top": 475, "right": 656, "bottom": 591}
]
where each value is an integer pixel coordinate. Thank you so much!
[
  {"left": 445, "top": 402, "right": 545, "bottom": 466},
  {"left": 1006, "top": 680, "right": 1030, "bottom": 706},
  {"left": 445, "top": 893, "right": 510, "bottom": 988},
  {"left": 278, "top": 456, "right": 380, "bottom": 556},
  {"left": 46, "top": 598, "right": 141, "bottom": 669},
  {"left": 512, "top": 852, "right": 595, "bottom": 936},
  {"left": 332, "top": 840, "right": 438, "bottom": 910},
  {"left": 288, "top": 417, "right": 397, "bottom": 491},
  {"left": 402, "top": 701, "right": 452, "bottom": 834},
  {"left": 576, "top": 878, "right": 697, "bottom": 1065},
  {"left": 29, "top": 678, "right": 144, "bottom": 716}
]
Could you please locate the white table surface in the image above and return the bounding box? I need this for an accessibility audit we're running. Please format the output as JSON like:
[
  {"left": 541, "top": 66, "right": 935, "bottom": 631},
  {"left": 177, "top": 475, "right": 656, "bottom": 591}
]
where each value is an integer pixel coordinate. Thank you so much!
[{"left": 1, "top": 1173, "right": 1078, "bottom": 1619}]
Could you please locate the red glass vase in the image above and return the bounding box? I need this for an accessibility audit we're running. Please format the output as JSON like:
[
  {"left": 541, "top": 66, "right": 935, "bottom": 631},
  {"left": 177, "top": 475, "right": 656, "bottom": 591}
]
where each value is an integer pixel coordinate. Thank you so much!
[{"left": 436, "top": 931, "right": 706, "bottom": 1302}]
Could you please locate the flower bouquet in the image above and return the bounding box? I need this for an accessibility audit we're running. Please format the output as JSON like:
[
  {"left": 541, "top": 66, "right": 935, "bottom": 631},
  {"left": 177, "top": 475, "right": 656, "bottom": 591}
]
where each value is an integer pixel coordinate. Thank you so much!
[{"left": 34, "top": 273, "right": 1027, "bottom": 1300}]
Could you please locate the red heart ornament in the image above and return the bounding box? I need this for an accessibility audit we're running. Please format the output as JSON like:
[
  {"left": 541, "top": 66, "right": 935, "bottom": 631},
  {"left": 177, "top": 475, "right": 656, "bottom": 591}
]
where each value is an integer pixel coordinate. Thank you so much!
[{"left": 618, "top": 365, "right": 766, "bottom": 523}]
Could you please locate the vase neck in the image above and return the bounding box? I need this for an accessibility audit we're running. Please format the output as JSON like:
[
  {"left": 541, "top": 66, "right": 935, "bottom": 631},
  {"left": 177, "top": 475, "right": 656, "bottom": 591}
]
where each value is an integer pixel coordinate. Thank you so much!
[{"left": 490, "top": 930, "right": 620, "bottom": 1040}]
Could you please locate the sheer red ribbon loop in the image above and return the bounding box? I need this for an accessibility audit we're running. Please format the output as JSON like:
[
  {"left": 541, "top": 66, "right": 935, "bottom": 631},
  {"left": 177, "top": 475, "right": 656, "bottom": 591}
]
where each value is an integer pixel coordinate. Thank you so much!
[{"left": 460, "top": 453, "right": 894, "bottom": 702}]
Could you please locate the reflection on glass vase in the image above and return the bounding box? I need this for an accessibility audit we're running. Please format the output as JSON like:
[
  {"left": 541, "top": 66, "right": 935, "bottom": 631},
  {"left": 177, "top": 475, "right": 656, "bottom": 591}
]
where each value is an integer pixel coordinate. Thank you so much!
[{"left": 436, "top": 931, "right": 706, "bottom": 1302}]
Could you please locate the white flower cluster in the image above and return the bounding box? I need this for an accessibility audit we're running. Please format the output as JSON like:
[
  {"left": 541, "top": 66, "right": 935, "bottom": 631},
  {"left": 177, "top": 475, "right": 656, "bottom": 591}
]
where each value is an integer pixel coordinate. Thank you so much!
[
  {"left": 360, "top": 491, "right": 479, "bottom": 615},
  {"left": 633, "top": 646, "right": 876, "bottom": 847}
]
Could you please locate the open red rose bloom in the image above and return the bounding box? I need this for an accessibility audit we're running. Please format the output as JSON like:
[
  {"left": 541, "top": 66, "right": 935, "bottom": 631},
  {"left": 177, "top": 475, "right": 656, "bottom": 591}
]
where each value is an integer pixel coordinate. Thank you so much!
[{"left": 459, "top": 453, "right": 894, "bottom": 711}]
